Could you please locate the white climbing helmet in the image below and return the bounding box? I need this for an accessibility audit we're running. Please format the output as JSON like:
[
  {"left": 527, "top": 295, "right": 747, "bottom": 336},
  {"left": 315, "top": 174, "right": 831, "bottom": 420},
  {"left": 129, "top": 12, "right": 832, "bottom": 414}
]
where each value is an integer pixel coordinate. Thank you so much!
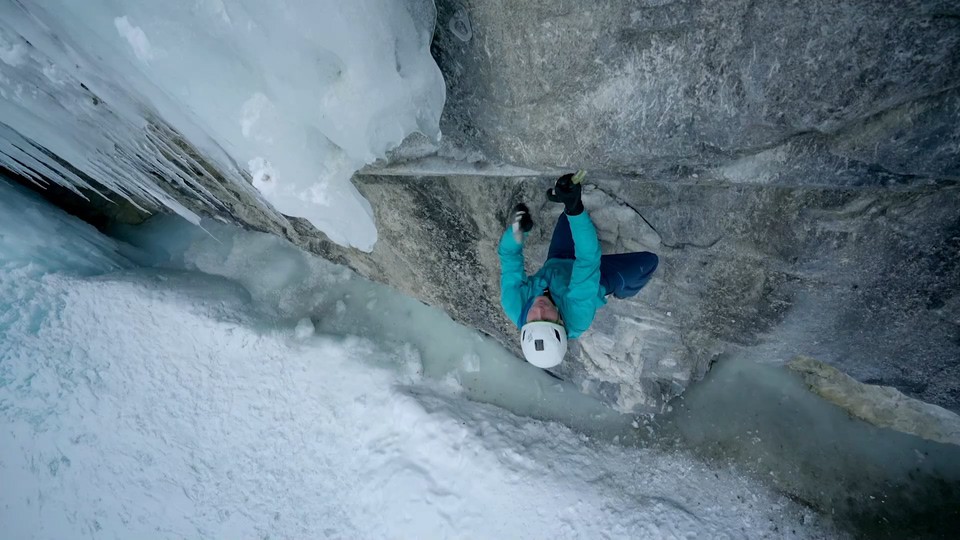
[{"left": 519, "top": 321, "right": 568, "bottom": 368}]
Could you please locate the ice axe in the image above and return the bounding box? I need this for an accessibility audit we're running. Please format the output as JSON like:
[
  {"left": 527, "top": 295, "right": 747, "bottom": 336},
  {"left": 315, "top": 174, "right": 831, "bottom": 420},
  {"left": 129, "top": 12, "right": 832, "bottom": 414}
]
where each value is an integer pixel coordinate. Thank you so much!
[
  {"left": 546, "top": 169, "right": 587, "bottom": 204},
  {"left": 552, "top": 169, "right": 586, "bottom": 194},
  {"left": 515, "top": 171, "right": 588, "bottom": 243}
]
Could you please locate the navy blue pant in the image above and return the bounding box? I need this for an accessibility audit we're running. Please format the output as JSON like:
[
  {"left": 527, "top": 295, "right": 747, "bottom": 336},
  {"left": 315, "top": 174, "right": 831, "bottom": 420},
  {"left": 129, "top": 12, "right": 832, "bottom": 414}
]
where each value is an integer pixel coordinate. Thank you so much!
[{"left": 548, "top": 214, "right": 658, "bottom": 299}]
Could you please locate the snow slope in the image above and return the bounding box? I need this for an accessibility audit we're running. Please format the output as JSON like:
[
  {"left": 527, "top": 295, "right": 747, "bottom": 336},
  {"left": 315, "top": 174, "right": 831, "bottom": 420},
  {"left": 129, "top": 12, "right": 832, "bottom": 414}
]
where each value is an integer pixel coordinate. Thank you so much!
[{"left": 0, "top": 180, "right": 837, "bottom": 538}]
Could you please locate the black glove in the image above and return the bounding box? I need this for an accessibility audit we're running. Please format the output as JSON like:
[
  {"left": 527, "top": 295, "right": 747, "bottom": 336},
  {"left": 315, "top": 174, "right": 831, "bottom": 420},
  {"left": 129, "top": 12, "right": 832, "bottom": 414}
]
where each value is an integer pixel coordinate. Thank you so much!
[
  {"left": 512, "top": 203, "right": 533, "bottom": 233},
  {"left": 547, "top": 173, "right": 583, "bottom": 215},
  {"left": 511, "top": 203, "right": 533, "bottom": 244}
]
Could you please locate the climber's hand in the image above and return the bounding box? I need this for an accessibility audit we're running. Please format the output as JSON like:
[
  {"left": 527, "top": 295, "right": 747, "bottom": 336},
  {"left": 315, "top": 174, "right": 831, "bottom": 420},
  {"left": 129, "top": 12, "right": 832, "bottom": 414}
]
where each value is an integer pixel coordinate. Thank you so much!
[
  {"left": 547, "top": 173, "right": 584, "bottom": 215},
  {"left": 511, "top": 203, "right": 533, "bottom": 244},
  {"left": 513, "top": 203, "right": 533, "bottom": 233}
]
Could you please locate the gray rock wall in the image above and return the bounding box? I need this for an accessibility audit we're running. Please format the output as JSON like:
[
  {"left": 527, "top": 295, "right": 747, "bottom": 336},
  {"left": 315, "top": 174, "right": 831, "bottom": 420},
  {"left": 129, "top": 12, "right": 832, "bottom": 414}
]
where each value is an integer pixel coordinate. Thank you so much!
[{"left": 431, "top": 0, "right": 960, "bottom": 183}]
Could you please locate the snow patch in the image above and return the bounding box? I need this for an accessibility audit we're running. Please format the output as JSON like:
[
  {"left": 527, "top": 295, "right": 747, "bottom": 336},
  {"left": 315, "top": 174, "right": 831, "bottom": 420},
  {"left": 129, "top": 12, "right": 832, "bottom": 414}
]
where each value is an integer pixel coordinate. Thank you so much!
[
  {"left": 294, "top": 316, "right": 315, "bottom": 339},
  {"left": 247, "top": 156, "right": 277, "bottom": 195},
  {"left": 0, "top": 42, "right": 25, "bottom": 66},
  {"left": 239, "top": 92, "right": 274, "bottom": 142},
  {"left": 113, "top": 16, "right": 154, "bottom": 62},
  {"left": 0, "top": 272, "right": 824, "bottom": 538}
]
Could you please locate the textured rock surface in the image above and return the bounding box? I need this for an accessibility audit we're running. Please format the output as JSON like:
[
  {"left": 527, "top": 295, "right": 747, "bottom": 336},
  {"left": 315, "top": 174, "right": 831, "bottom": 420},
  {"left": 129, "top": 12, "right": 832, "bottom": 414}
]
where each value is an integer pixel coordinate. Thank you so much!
[
  {"left": 430, "top": 0, "right": 960, "bottom": 183},
  {"left": 5, "top": 0, "right": 960, "bottom": 415},
  {"left": 352, "top": 0, "right": 960, "bottom": 413}
]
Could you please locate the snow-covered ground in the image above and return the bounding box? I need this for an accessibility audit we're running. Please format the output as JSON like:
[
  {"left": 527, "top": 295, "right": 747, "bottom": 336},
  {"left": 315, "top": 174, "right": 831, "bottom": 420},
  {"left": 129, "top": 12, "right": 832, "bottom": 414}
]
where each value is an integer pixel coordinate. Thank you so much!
[{"left": 0, "top": 179, "right": 840, "bottom": 538}]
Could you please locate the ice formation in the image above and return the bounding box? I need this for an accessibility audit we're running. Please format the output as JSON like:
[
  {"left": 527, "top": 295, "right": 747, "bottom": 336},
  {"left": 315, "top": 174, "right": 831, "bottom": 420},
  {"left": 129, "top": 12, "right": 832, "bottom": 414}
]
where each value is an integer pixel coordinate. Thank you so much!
[
  {"left": 0, "top": 0, "right": 444, "bottom": 251},
  {"left": 0, "top": 179, "right": 834, "bottom": 538}
]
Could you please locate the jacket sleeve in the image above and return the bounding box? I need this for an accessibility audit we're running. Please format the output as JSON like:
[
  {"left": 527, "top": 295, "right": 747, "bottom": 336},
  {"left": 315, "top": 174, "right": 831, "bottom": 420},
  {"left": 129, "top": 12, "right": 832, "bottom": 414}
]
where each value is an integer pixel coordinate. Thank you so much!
[
  {"left": 563, "top": 211, "right": 602, "bottom": 338},
  {"left": 497, "top": 228, "right": 527, "bottom": 327}
]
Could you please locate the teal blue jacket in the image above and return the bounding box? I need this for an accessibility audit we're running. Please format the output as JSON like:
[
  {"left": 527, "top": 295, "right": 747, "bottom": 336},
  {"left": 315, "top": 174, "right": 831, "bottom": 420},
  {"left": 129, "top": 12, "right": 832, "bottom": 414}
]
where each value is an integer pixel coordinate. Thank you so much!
[{"left": 498, "top": 211, "right": 607, "bottom": 339}]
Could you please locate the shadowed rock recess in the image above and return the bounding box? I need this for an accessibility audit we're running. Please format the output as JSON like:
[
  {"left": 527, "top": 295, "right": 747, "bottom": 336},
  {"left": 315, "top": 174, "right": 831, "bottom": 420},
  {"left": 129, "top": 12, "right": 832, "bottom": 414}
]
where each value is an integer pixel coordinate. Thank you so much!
[{"left": 4, "top": 0, "right": 959, "bottom": 416}]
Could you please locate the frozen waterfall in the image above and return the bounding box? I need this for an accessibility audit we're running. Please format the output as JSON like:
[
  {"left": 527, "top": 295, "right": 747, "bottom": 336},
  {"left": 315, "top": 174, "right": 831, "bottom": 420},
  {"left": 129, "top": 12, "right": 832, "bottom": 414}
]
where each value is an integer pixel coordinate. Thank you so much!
[{"left": 0, "top": 0, "right": 444, "bottom": 251}]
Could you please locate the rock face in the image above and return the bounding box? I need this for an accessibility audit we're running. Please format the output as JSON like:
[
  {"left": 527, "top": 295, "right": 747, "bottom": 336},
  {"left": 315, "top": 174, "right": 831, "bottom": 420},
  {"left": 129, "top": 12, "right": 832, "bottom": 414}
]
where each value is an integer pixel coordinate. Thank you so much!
[
  {"left": 4, "top": 0, "right": 959, "bottom": 414},
  {"left": 350, "top": 0, "right": 960, "bottom": 412},
  {"left": 430, "top": 0, "right": 960, "bottom": 182}
]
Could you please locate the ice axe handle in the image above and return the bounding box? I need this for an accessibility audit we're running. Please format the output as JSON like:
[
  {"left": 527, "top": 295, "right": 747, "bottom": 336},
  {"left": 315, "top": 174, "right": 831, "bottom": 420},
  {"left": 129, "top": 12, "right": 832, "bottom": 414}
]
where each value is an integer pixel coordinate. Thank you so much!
[{"left": 571, "top": 169, "right": 586, "bottom": 185}]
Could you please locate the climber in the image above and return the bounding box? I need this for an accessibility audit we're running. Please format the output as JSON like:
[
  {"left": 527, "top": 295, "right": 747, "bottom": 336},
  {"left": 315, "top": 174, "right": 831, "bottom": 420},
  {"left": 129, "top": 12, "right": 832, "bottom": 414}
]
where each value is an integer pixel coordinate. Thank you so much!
[{"left": 498, "top": 172, "right": 659, "bottom": 369}]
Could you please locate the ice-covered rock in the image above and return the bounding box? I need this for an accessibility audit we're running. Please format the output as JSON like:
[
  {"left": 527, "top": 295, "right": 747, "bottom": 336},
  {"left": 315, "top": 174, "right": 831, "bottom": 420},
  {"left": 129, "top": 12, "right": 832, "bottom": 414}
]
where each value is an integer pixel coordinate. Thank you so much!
[
  {"left": 294, "top": 317, "right": 315, "bottom": 340},
  {"left": 0, "top": 0, "right": 445, "bottom": 251},
  {"left": 788, "top": 356, "right": 960, "bottom": 446}
]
